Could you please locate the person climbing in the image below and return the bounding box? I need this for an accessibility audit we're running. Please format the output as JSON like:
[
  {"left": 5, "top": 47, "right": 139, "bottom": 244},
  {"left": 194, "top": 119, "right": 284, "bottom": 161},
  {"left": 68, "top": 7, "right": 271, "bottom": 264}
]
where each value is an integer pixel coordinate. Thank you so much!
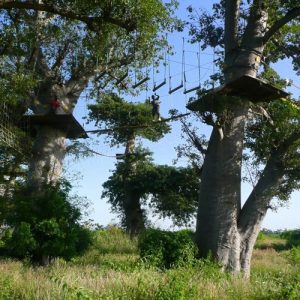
[
  {"left": 150, "top": 93, "right": 161, "bottom": 121},
  {"left": 50, "top": 96, "right": 61, "bottom": 114}
]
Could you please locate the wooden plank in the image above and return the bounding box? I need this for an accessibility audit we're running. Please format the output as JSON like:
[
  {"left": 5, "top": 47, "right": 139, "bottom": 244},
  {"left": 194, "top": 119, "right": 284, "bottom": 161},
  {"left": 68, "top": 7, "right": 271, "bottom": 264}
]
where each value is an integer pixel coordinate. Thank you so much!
[
  {"left": 187, "top": 75, "right": 289, "bottom": 112},
  {"left": 21, "top": 114, "right": 88, "bottom": 139}
]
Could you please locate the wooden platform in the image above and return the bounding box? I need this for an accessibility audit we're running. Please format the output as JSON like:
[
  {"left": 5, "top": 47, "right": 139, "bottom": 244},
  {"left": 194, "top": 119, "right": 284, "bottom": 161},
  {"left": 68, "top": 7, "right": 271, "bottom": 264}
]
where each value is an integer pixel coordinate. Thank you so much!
[
  {"left": 21, "top": 114, "right": 88, "bottom": 139},
  {"left": 187, "top": 75, "right": 289, "bottom": 112}
]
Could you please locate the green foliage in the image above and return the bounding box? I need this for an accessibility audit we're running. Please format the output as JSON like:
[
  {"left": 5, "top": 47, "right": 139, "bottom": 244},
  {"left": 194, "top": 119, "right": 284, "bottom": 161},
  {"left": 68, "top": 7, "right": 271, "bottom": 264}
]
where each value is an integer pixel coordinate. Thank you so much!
[
  {"left": 286, "top": 247, "right": 300, "bottom": 265},
  {"left": 147, "top": 165, "right": 200, "bottom": 225},
  {"left": 0, "top": 0, "right": 177, "bottom": 112},
  {"left": 88, "top": 93, "right": 171, "bottom": 146},
  {"left": 69, "top": 226, "right": 139, "bottom": 270},
  {"left": 257, "top": 231, "right": 267, "bottom": 241},
  {"left": 91, "top": 226, "right": 138, "bottom": 255},
  {"left": 281, "top": 229, "right": 300, "bottom": 248},
  {"left": 138, "top": 229, "right": 197, "bottom": 269},
  {"left": 1, "top": 228, "right": 300, "bottom": 299},
  {"left": 6, "top": 222, "right": 37, "bottom": 258},
  {"left": 102, "top": 156, "right": 200, "bottom": 227},
  {"left": 0, "top": 182, "right": 92, "bottom": 263},
  {"left": 246, "top": 99, "right": 300, "bottom": 201},
  {"left": 0, "top": 275, "right": 17, "bottom": 300},
  {"left": 0, "top": 74, "right": 36, "bottom": 105}
]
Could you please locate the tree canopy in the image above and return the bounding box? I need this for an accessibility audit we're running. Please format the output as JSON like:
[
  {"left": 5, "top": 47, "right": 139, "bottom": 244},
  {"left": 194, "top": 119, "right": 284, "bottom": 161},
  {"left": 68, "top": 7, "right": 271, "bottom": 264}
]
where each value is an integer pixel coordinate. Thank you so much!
[
  {"left": 102, "top": 154, "right": 200, "bottom": 227},
  {"left": 88, "top": 93, "right": 171, "bottom": 146},
  {"left": 0, "top": 0, "right": 178, "bottom": 113}
]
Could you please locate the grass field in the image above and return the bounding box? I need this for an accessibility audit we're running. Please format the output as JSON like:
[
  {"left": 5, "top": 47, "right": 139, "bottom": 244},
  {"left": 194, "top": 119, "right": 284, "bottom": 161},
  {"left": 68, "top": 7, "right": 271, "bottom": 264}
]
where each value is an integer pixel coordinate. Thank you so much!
[{"left": 1, "top": 227, "right": 300, "bottom": 300}]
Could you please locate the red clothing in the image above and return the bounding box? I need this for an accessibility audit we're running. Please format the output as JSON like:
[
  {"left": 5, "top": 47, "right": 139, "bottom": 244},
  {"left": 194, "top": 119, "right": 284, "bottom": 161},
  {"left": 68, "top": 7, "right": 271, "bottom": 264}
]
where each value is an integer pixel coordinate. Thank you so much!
[{"left": 51, "top": 99, "right": 60, "bottom": 109}]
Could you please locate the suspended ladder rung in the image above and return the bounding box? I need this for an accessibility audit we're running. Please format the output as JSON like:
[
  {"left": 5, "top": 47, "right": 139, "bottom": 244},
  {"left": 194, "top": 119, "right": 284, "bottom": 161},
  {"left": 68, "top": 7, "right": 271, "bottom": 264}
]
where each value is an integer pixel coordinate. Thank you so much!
[
  {"left": 184, "top": 85, "right": 201, "bottom": 94},
  {"left": 115, "top": 72, "right": 128, "bottom": 85},
  {"left": 169, "top": 82, "right": 184, "bottom": 94},
  {"left": 153, "top": 79, "right": 167, "bottom": 92},
  {"left": 132, "top": 76, "right": 150, "bottom": 89},
  {"left": 95, "top": 72, "right": 106, "bottom": 81}
]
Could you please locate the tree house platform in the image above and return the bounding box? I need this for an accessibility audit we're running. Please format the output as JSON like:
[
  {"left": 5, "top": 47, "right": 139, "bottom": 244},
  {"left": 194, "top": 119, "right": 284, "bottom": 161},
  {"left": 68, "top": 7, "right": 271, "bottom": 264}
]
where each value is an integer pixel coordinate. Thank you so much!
[
  {"left": 21, "top": 114, "right": 88, "bottom": 139},
  {"left": 187, "top": 75, "right": 289, "bottom": 112}
]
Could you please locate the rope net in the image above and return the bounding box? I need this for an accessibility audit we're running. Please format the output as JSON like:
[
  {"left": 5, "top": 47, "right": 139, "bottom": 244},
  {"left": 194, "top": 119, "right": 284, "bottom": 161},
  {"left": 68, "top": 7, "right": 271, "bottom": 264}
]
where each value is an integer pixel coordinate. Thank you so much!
[{"left": 0, "top": 102, "right": 30, "bottom": 154}]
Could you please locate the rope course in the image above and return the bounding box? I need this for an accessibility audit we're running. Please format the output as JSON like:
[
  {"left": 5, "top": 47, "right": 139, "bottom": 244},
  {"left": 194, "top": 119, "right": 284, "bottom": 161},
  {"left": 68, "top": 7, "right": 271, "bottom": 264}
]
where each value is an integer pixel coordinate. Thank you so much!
[
  {"left": 0, "top": 102, "right": 29, "bottom": 154},
  {"left": 82, "top": 46, "right": 215, "bottom": 96},
  {"left": 0, "top": 103, "right": 15, "bottom": 149},
  {"left": 85, "top": 112, "right": 190, "bottom": 134},
  {"left": 84, "top": 147, "right": 148, "bottom": 160},
  {"left": 153, "top": 53, "right": 167, "bottom": 92},
  {"left": 168, "top": 38, "right": 185, "bottom": 94},
  {"left": 183, "top": 42, "right": 202, "bottom": 94}
]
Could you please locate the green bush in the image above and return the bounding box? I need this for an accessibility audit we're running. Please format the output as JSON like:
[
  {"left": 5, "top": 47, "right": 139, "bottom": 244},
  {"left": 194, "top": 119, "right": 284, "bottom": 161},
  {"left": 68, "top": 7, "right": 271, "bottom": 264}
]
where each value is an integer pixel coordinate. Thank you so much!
[
  {"left": 92, "top": 226, "right": 138, "bottom": 254},
  {"left": 281, "top": 229, "right": 300, "bottom": 248},
  {"left": 0, "top": 182, "right": 92, "bottom": 264},
  {"left": 138, "top": 229, "right": 197, "bottom": 269},
  {"left": 256, "top": 231, "right": 267, "bottom": 241},
  {"left": 286, "top": 246, "right": 300, "bottom": 265}
]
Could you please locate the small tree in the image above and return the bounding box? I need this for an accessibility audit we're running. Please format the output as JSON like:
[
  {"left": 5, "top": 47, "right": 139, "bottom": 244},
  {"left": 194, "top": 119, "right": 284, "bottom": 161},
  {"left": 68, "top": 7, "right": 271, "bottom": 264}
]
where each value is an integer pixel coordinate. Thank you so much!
[
  {"left": 89, "top": 93, "right": 200, "bottom": 234},
  {"left": 1, "top": 181, "right": 91, "bottom": 265},
  {"left": 88, "top": 93, "right": 170, "bottom": 235},
  {"left": 102, "top": 153, "right": 200, "bottom": 233}
]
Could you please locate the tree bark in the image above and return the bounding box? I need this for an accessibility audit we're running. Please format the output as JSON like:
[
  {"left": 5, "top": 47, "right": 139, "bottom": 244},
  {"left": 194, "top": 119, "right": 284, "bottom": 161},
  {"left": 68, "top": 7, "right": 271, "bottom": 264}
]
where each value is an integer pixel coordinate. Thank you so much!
[
  {"left": 27, "top": 125, "right": 66, "bottom": 191},
  {"left": 238, "top": 142, "right": 292, "bottom": 276},
  {"left": 123, "top": 133, "right": 146, "bottom": 236},
  {"left": 123, "top": 192, "right": 145, "bottom": 237},
  {"left": 196, "top": 2, "right": 271, "bottom": 275},
  {"left": 196, "top": 104, "right": 248, "bottom": 273}
]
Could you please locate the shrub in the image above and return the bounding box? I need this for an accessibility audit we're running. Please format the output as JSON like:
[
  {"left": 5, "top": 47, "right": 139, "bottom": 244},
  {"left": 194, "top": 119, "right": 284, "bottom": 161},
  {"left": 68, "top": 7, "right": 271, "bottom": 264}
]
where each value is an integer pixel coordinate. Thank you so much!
[
  {"left": 92, "top": 226, "right": 138, "bottom": 254},
  {"left": 138, "top": 228, "right": 197, "bottom": 269},
  {"left": 256, "top": 231, "right": 267, "bottom": 241},
  {"left": 281, "top": 229, "right": 300, "bottom": 248},
  {"left": 0, "top": 182, "right": 92, "bottom": 264},
  {"left": 286, "top": 246, "right": 300, "bottom": 265}
]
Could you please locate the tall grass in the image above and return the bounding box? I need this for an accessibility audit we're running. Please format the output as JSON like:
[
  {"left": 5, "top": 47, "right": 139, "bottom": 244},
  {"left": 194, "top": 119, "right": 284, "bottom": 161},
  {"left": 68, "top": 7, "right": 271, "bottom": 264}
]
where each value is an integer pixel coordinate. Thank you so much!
[{"left": 1, "top": 228, "right": 300, "bottom": 300}]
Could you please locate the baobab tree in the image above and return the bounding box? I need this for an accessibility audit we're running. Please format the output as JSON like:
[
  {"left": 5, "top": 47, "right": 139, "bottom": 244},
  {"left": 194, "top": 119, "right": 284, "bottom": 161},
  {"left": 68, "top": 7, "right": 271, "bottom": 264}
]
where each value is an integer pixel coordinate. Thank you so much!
[
  {"left": 186, "top": 0, "right": 300, "bottom": 276},
  {"left": 0, "top": 1, "right": 176, "bottom": 192}
]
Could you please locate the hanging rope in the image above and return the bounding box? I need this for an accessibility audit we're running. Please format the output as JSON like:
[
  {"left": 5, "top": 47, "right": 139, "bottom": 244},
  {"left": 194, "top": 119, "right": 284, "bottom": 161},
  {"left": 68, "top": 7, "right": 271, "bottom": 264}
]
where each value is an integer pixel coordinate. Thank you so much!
[
  {"left": 184, "top": 41, "right": 202, "bottom": 94},
  {"left": 131, "top": 29, "right": 150, "bottom": 89},
  {"left": 169, "top": 37, "right": 185, "bottom": 94},
  {"left": 153, "top": 52, "right": 167, "bottom": 92},
  {"left": 212, "top": 47, "right": 216, "bottom": 89}
]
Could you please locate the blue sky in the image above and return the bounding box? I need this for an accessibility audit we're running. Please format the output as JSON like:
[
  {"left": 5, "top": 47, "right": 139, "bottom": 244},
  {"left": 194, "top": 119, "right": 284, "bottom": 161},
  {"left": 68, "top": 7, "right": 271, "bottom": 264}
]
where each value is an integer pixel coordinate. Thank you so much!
[{"left": 67, "top": 0, "right": 300, "bottom": 231}]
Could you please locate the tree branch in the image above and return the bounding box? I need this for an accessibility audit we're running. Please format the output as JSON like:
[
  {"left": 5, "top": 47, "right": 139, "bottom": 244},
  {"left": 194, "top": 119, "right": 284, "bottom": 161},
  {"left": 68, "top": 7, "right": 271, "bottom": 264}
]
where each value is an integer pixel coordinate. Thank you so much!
[
  {"left": 271, "top": 38, "right": 298, "bottom": 59},
  {"left": 263, "top": 6, "right": 300, "bottom": 43},
  {"left": 0, "top": 0, "right": 137, "bottom": 32},
  {"left": 238, "top": 129, "right": 299, "bottom": 235},
  {"left": 181, "top": 121, "right": 207, "bottom": 155},
  {"left": 238, "top": 149, "right": 284, "bottom": 236},
  {"left": 51, "top": 41, "right": 70, "bottom": 73},
  {"left": 224, "top": 0, "right": 241, "bottom": 54}
]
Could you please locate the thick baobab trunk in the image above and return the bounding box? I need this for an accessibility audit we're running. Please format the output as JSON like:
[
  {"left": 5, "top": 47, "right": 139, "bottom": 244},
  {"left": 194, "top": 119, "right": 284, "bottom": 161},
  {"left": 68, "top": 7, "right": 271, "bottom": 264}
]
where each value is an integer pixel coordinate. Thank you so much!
[
  {"left": 196, "top": 2, "right": 269, "bottom": 274},
  {"left": 123, "top": 133, "right": 145, "bottom": 236},
  {"left": 196, "top": 104, "right": 248, "bottom": 273},
  {"left": 27, "top": 79, "right": 84, "bottom": 191},
  {"left": 27, "top": 125, "right": 66, "bottom": 191}
]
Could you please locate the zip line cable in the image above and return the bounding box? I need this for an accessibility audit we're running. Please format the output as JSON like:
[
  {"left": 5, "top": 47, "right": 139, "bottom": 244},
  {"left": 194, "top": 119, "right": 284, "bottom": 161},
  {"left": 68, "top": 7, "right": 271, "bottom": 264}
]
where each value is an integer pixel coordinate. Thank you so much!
[
  {"left": 83, "top": 147, "right": 118, "bottom": 158},
  {"left": 85, "top": 113, "right": 191, "bottom": 134}
]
